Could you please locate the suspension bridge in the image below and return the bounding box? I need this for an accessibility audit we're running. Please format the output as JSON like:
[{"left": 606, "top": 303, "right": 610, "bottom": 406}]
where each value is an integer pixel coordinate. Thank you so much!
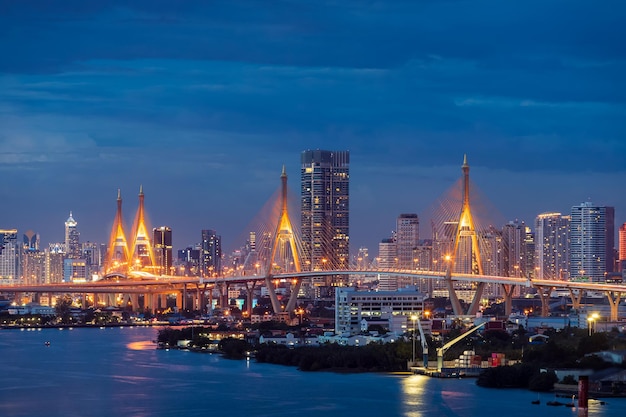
[{"left": 2, "top": 157, "right": 625, "bottom": 321}]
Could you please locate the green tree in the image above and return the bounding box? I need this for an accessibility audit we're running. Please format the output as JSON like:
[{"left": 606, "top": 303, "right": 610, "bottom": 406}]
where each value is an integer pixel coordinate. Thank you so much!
[{"left": 55, "top": 294, "right": 73, "bottom": 324}]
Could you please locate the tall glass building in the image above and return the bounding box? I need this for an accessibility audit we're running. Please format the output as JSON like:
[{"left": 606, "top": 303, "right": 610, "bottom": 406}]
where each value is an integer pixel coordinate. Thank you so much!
[
  {"left": 300, "top": 149, "right": 349, "bottom": 285},
  {"left": 570, "top": 202, "right": 615, "bottom": 282},
  {"left": 535, "top": 212, "right": 570, "bottom": 280}
]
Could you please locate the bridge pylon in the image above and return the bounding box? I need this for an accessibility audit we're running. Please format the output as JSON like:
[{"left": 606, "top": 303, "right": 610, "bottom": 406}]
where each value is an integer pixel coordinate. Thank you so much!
[
  {"left": 104, "top": 189, "right": 130, "bottom": 274},
  {"left": 130, "top": 185, "right": 156, "bottom": 271},
  {"left": 265, "top": 166, "right": 302, "bottom": 314},
  {"left": 446, "top": 155, "right": 486, "bottom": 316}
]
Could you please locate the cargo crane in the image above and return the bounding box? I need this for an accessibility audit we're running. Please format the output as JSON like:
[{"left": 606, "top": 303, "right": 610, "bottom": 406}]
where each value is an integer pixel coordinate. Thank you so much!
[
  {"left": 416, "top": 317, "right": 429, "bottom": 368},
  {"left": 436, "top": 321, "right": 486, "bottom": 371}
]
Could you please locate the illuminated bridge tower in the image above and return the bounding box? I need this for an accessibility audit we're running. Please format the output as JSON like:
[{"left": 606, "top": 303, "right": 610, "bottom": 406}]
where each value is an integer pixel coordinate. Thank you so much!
[
  {"left": 265, "top": 166, "right": 302, "bottom": 314},
  {"left": 104, "top": 189, "right": 130, "bottom": 274},
  {"left": 446, "top": 155, "right": 486, "bottom": 316},
  {"left": 130, "top": 185, "right": 156, "bottom": 272}
]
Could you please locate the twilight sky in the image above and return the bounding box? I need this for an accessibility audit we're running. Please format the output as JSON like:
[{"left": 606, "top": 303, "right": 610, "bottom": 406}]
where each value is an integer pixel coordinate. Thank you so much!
[{"left": 1, "top": 0, "right": 625, "bottom": 256}]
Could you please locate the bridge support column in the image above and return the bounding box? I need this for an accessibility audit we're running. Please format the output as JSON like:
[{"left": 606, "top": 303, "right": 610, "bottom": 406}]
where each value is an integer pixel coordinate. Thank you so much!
[
  {"left": 197, "top": 282, "right": 208, "bottom": 313},
  {"left": 466, "top": 282, "right": 485, "bottom": 316},
  {"left": 182, "top": 284, "right": 188, "bottom": 312},
  {"left": 207, "top": 287, "right": 214, "bottom": 313},
  {"left": 144, "top": 293, "right": 153, "bottom": 312},
  {"left": 500, "top": 284, "right": 515, "bottom": 317},
  {"left": 568, "top": 288, "right": 584, "bottom": 311},
  {"left": 535, "top": 286, "right": 554, "bottom": 317},
  {"left": 159, "top": 294, "right": 167, "bottom": 311},
  {"left": 444, "top": 272, "right": 464, "bottom": 316},
  {"left": 606, "top": 291, "right": 623, "bottom": 322},
  {"left": 176, "top": 290, "right": 183, "bottom": 312},
  {"left": 286, "top": 278, "right": 302, "bottom": 313},
  {"left": 245, "top": 281, "right": 257, "bottom": 317},
  {"left": 130, "top": 294, "right": 139, "bottom": 311},
  {"left": 107, "top": 293, "right": 116, "bottom": 307},
  {"left": 265, "top": 276, "right": 282, "bottom": 314}
]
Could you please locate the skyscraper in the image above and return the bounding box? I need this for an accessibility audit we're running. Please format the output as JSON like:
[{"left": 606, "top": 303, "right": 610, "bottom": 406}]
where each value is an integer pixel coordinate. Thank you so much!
[
  {"left": 619, "top": 223, "right": 626, "bottom": 271},
  {"left": 153, "top": 226, "right": 173, "bottom": 275},
  {"left": 201, "top": 229, "right": 222, "bottom": 277},
  {"left": 65, "top": 212, "right": 81, "bottom": 259},
  {"left": 0, "top": 229, "right": 19, "bottom": 284},
  {"left": 535, "top": 212, "right": 570, "bottom": 280},
  {"left": 396, "top": 213, "right": 419, "bottom": 269},
  {"left": 300, "top": 149, "right": 349, "bottom": 282},
  {"left": 570, "top": 202, "right": 615, "bottom": 282}
]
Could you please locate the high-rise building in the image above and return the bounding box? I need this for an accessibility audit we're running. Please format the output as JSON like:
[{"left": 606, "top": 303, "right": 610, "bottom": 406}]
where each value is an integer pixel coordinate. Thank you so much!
[
  {"left": 0, "top": 229, "right": 20, "bottom": 284},
  {"left": 396, "top": 214, "right": 419, "bottom": 269},
  {"left": 177, "top": 246, "right": 201, "bottom": 276},
  {"left": 201, "top": 229, "right": 222, "bottom": 277},
  {"left": 502, "top": 220, "right": 534, "bottom": 278},
  {"left": 153, "top": 226, "right": 173, "bottom": 275},
  {"left": 619, "top": 223, "right": 626, "bottom": 271},
  {"left": 45, "top": 249, "right": 64, "bottom": 284},
  {"left": 570, "top": 202, "right": 615, "bottom": 282},
  {"left": 535, "top": 212, "right": 570, "bottom": 280},
  {"left": 65, "top": 212, "right": 81, "bottom": 259},
  {"left": 300, "top": 149, "right": 349, "bottom": 281},
  {"left": 23, "top": 230, "right": 39, "bottom": 251}
]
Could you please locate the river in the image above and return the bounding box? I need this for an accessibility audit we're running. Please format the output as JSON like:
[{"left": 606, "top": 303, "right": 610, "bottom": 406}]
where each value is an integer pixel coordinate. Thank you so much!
[{"left": 1, "top": 326, "right": 624, "bottom": 417}]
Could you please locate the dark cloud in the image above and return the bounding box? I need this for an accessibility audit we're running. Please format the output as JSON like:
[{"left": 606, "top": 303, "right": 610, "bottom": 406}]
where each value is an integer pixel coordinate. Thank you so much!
[{"left": 0, "top": 0, "right": 624, "bottom": 253}]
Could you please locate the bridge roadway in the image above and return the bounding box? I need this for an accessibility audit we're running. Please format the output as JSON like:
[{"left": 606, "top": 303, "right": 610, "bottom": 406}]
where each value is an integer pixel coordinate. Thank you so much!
[{"left": 2, "top": 269, "right": 625, "bottom": 320}]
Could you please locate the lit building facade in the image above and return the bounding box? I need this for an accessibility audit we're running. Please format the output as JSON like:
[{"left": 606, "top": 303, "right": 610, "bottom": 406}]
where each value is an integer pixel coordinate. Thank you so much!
[
  {"left": 535, "top": 212, "right": 570, "bottom": 280},
  {"left": 300, "top": 149, "right": 350, "bottom": 284},
  {"left": 153, "top": 226, "right": 173, "bottom": 275},
  {"left": 201, "top": 229, "right": 222, "bottom": 277},
  {"left": 618, "top": 223, "right": 626, "bottom": 271},
  {"left": 570, "top": 202, "right": 615, "bottom": 282},
  {"left": 64, "top": 212, "right": 81, "bottom": 259},
  {"left": 0, "top": 229, "right": 20, "bottom": 284},
  {"left": 396, "top": 214, "right": 419, "bottom": 269},
  {"left": 335, "top": 287, "right": 426, "bottom": 337}
]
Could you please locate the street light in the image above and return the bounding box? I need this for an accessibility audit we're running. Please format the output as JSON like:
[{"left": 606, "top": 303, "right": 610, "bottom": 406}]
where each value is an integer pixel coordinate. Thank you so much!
[
  {"left": 411, "top": 314, "right": 418, "bottom": 366},
  {"left": 588, "top": 313, "right": 599, "bottom": 336}
]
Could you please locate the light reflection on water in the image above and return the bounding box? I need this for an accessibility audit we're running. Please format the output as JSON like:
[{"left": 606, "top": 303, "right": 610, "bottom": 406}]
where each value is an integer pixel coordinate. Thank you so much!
[{"left": 1, "top": 326, "right": 625, "bottom": 417}]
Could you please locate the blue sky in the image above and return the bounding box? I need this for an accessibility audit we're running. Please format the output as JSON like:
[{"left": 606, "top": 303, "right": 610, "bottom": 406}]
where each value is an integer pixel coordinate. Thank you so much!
[{"left": 1, "top": 0, "right": 624, "bottom": 255}]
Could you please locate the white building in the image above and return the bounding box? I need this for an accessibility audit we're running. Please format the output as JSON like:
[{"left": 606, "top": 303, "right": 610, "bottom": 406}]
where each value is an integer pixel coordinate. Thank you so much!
[
  {"left": 570, "top": 202, "right": 615, "bottom": 282},
  {"left": 0, "top": 229, "right": 20, "bottom": 285},
  {"left": 335, "top": 286, "right": 426, "bottom": 336}
]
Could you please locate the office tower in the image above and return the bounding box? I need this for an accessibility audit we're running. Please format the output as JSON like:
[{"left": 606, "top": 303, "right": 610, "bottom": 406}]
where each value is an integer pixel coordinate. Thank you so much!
[
  {"left": 619, "top": 223, "right": 626, "bottom": 271},
  {"left": 396, "top": 214, "right": 419, "bottom": 269},
  {"left": 45, "top": 249, "right": 64, "bottom": 284},
  {"left": 153, "top": 226, "right": 173, "bottom": 275},
  {"left": 535, "top": 213, "right": 570, "bottom": 280},
  {"left": 201, "top": 229, "right": 222, "bottom": 277},
  {"left": 300, "top": 149, "right": 350, "bottom": 281},
  {"left": 63, "top": 258, "right": 87, "bottom": 282},
  {"left": 0, "top": 229, "right": 20, "bottom": 284},
  {"left": 65, "top": 212, "right": 81, "bottom": 259},
  {"left": 356, "top": 247, "right": 369, "bottom": 269},
  {"left": 177, "top": 246, "right": 201, "bottom": 276},
  {"left": 502, "top": 220, "right": 533, "bottom": 277},
  {"left": 377, "top": 237, "right": 397, "bottom": 269},
  {"left": 82, "top": 242, "right": 103, "bottom": 279},
  {"left": 570, "top": 202, "right": 615, "bottom": 282}
]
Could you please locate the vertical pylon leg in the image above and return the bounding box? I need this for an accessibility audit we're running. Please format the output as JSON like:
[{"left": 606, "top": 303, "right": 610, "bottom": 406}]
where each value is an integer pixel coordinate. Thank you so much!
[
  {"left": 245, "top": 281, "right": 257, "bottom": 317},
  {"left": 265, "top": 277, "right": 282, "bottom": 314},
  {"left": 445, "top": 270, "right": 464, "bottom": 316},
  {"left": 286, "top": 278, "right": 302, "bottom": 313},
  {"left": 500, "top": 284, "right": 515, "bottom": 317},
  {"left": 467, "top": 282, "right": 485, "bottom": 316}
]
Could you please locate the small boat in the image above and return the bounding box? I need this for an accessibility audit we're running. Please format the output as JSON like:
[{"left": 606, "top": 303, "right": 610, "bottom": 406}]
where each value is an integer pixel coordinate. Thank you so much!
[
  {"left": 546, "top": 400, "right": 564, "bottom": 406},
  {"left": 44, "top": 341, "right": 51, "bottom": 346},
  {"left": 531, "top": 399, "right": 540, "bottom": 405}
]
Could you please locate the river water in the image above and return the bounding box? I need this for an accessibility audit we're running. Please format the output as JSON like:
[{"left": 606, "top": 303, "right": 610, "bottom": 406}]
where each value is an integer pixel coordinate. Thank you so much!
[{"left": 1, "top": 326, "right": 624, "bottom": 417}]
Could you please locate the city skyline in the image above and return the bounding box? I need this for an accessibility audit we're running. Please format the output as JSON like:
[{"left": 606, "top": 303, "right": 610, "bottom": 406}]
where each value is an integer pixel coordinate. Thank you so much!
[{"left": 1, "top": 1, "right": 624, "bottom": 255}]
